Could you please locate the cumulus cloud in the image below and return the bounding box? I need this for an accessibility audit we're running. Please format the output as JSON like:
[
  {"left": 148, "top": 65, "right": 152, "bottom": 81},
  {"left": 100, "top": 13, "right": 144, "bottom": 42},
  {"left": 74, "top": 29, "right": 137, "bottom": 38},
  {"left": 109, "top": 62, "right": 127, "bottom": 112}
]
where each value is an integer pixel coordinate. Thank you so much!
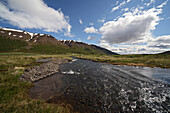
[
  {"left": 0, "top": 0, "right": 72, "bottom": 36},
  {"left": 79, "top": 19, "right": 83, "bottom": 24},
  {"left": 100, "top": 35, "right": 170, "bottom": 54},
  {"left": 100, "top": 8, "right": 162, "bottom": 44},
  {"left": 100, "top": 42, "right": 122, "bottom": 53},
  {"left": 148, "top": 35, "right": 170, "bottom": 49},
  {"left": 87, "top": 36, "right": 96, "bottom": 40},
  {"left": 99, "top": 2, "right": 170, "bottom": 54},
  {"left": 100, "top": 41, "right": 169, "bottom": 54},
  {"left": 84, "top": 27, "right": 98, "bottom": 34}
]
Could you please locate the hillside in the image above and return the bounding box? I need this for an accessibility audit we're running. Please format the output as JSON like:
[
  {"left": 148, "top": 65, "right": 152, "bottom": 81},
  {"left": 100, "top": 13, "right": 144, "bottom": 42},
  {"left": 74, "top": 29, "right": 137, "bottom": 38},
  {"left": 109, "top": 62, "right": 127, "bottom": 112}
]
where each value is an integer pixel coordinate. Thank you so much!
[
  {"left": 157, "top": 51, "right": 170, "bottom": 55},
  {"left": 0, "top": 27, "right": 118, "bottom": 55}
]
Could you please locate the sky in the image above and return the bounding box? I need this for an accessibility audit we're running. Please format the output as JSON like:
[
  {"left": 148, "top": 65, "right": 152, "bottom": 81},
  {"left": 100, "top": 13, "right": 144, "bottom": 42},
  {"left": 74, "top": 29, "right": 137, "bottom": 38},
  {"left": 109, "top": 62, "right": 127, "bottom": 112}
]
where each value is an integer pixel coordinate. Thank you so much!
[{"left": 0, "top": 0, "right": 170, "bottom": 54}]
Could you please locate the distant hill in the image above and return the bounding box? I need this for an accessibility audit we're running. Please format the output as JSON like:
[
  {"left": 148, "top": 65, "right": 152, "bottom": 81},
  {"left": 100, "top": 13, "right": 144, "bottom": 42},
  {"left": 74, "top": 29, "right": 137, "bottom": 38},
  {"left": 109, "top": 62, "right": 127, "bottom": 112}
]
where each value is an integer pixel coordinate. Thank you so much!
[
  {"left": 157, "top": 51, "right": 170, "bottom": 55},
  {"left": 0, "top": 27, "right": 118, "bottom": 55}
]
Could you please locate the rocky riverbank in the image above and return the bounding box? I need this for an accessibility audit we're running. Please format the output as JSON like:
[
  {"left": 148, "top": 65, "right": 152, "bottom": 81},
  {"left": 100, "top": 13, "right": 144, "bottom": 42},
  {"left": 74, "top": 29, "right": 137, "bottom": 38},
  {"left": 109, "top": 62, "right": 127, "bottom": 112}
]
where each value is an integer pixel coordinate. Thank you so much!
[{"left": 20, "top": 59, "right": 69, "bottom": 82}]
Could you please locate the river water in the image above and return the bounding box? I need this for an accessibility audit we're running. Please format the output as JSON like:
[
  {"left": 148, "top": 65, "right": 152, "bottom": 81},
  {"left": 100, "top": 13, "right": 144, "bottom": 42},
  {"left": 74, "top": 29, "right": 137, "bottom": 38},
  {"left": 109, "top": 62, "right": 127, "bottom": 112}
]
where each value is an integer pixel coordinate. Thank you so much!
[{"left": 29, "top": 58, "right": 170, "bottom": 113}]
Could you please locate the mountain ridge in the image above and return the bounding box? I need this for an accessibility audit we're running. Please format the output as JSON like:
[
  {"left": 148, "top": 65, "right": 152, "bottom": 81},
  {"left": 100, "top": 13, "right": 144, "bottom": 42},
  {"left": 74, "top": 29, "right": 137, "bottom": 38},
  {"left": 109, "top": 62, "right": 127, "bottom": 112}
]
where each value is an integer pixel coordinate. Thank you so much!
[
  {"left": 0, "top": 27, "right": 118, "bottom": 55},
  {"left": 157, "top": 51, "right": 170, "bottom": 55}
]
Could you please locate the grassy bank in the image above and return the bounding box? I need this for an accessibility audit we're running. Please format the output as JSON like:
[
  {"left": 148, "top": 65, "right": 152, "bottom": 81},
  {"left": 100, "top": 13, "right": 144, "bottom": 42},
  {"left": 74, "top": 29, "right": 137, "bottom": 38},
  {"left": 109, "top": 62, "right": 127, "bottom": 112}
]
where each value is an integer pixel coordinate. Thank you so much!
[
  {"left": 75, "top": 54, "right": 170, "bottom": 68},
  {"left": 0, "top": 53, "right": 169, "bottom": 112},
  {"left": 0, "top": 54, "right": 75, "bottom": 113}
]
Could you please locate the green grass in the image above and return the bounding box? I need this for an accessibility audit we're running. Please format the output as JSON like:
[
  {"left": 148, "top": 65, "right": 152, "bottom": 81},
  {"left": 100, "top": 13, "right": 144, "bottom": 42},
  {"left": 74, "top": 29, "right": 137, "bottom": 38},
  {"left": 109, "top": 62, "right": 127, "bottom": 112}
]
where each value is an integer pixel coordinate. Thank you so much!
[
  {"left": 29, "top": 45, "right": 72, "bottom": 54},
  {"left": 0, "top": 36, "right": 27, "bottom": 52},
  {"left": 0, "top": 53, "right": 169, "bottom": 112},
  {"left": 29, "top": 44, "right": 106, "bottom": 55},
  {"left": 0, "top": 54, "right": 75, "bottom": 113},
  {"left": 0, "top": 36, "right": 107, "bottom": 55},
  {"left": 75, "top": 54, "right": 170, "bottom": 68},
  {"left": 0, "top": 52, "right": 41, "bottom": 55},
  {"left": 71, "top": 45, "right": 103, "bottom": 55}
]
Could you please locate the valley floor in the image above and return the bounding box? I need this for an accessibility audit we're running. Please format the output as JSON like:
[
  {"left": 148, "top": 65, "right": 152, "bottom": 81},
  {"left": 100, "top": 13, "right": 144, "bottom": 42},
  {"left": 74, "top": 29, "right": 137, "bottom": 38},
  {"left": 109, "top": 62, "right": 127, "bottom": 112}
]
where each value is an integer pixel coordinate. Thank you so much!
[
  {"left": 0, "top": 53, "right": 169, "bottom": 112},
  {"left": 75, "top": 54, "right": 170, "bottom": 68},
  {"left": 0, "top": 54, "right": 75, "bottom": 113}
]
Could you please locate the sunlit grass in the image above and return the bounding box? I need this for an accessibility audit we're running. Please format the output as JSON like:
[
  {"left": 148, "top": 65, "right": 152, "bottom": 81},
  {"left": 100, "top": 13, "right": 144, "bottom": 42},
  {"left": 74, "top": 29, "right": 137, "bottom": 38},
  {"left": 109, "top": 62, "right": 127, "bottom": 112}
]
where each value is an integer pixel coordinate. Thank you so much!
[
  {"left": 0, "top": 53, "right": 169, "bottom": 112},
  {"left": 0, "top": 54, "right": 75, "bottom": 113},
  {"left": 75, "top": 54, "right": 170, "bottom": 68}
]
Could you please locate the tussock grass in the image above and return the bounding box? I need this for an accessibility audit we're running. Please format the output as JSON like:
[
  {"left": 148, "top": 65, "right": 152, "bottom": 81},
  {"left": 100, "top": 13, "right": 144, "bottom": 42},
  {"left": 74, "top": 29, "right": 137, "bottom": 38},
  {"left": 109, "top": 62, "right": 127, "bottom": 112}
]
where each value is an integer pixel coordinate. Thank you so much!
[
  {"left": 0, "top": 54, "right": 75, "bottom": 113},
  {"left": 0, "top": 53, "right": 169, "bottom": 112},
  {"left": 75, "top": 54, "right": 170, "bottom": 68}
]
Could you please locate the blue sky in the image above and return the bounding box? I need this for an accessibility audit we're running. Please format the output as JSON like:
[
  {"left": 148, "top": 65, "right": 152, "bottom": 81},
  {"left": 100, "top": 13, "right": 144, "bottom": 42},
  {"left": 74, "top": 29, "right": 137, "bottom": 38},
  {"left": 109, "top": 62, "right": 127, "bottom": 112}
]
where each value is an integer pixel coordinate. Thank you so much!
[{"left": 0, "top": 0, "right": 170, "bottom": 54}]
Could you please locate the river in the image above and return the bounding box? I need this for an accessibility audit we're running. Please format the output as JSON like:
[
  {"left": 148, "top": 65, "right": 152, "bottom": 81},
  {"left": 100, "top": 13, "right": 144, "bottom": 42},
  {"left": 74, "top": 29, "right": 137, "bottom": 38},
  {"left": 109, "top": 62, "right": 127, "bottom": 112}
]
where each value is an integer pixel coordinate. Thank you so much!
[{"left": 29, "top": 58, "right": 170, "bottom": 113}]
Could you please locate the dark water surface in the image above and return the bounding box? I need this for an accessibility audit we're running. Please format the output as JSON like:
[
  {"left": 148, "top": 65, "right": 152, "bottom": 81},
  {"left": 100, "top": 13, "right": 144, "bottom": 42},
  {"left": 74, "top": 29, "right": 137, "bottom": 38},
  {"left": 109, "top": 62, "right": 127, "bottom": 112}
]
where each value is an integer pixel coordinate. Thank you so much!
[{"left": 29, "top": 59, "right": 170, "bottom": 113}]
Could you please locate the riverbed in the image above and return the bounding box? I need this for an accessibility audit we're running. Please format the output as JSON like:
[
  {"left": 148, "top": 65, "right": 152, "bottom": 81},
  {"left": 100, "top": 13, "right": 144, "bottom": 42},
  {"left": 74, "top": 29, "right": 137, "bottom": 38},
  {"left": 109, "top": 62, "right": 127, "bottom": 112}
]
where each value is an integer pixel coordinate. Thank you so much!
[{"left": 29, "top": 58, "right": 170, "bottom": 113}]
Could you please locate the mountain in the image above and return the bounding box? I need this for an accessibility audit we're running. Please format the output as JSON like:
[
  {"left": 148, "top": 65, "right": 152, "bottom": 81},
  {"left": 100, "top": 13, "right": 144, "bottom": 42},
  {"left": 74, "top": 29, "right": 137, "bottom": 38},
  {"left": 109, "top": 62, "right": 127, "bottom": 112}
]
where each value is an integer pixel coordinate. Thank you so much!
[
  {"left": 157, "top": 51, "right": 170, "bottom": 55},
  {"left": 0, "top": 27, "right": 118, "bottom": 55},
  {"left": 59, "top": 40, "right": 116, "bottom": 55}
]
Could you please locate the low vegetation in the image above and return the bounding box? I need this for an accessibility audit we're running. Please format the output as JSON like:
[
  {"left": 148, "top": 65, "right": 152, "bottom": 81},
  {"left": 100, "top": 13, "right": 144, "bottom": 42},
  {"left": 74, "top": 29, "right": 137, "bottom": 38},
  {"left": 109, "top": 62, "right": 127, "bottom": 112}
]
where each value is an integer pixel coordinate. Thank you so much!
[
  {"left": 75, "top": 54, "right": 170, "bottom": 68},
  {"left": 0, "top": 54, "right": 75, "bottom": 113},
  {"left": 0, "top": 36, "right": 110, "bottom": 55},
  {"left": 0, "top": 36, "right": 27, "bottom": 52},
  {"left": 0, "top": 53, "right": 169, "bottom": 112}
]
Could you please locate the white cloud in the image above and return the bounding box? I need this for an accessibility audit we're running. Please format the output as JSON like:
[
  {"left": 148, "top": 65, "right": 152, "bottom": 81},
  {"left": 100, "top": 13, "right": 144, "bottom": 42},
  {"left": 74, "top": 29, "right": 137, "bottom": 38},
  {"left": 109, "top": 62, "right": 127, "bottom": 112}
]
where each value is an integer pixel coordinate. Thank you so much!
[
  {"left": 148, "top": 35, "right": 170, "bottom": 49},
  {"left": 100, "top": 35, "right": 170, "bottom": 54},
  {"left": 100, "top": 1, "right": 170, "bottom": 54},
  {"left": 122, "top": 8, "right": 129, "bottom": 12},
  {"left": 111, "top": 1, "right": 126, "bottom": 12},
  {"left": 115, "top": 1, "right": 119, "bottom": 5},
  {"left": 79, "top": 19, "right": 83, "bottom": 24},
  {"left": 0, "top": 0, "right": 72, "bottom": 36},
  {"left": 100, "top": 8, "right": 162, "bottom": 44},
  {"left": 100, "top": 41, "right": 169, "bottom": 54},
  {"left": 111, "top": 0, "right": 131, "bottom": 12},
  {"left": 87, "top": 36, "right": 96, "bottom": 40},
  {"left": 100, "top": 42, "right": 122, "bottom": 53},
  {"left": 84, "top": 27, "right": 98, "bottom": 34},
  {"left": 157, "top": 0, "right": 168, "bottom": 8},
  {"left": 89, "top": 23, "right": 94, "bottom": 26},
  {"left": 127, "top": 0, "right": 131, "bottom": 3},
  {"left": 147, "top": 0, "right": 155, "bottom": 6},
  {"left": 98, "top": 19, "right": 105, "bottom": 23}
]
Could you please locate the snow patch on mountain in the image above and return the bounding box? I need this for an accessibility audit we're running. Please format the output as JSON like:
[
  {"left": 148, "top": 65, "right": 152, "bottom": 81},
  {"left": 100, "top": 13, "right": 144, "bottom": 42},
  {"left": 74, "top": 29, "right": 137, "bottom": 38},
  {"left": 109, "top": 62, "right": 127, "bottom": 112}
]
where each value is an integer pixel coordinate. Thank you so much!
[
  {"left": 2, "top": 28, "right": 23, "bottom": 32},
  {"left": 59, "top": 39, "right": 84, "bottom": 44}
]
